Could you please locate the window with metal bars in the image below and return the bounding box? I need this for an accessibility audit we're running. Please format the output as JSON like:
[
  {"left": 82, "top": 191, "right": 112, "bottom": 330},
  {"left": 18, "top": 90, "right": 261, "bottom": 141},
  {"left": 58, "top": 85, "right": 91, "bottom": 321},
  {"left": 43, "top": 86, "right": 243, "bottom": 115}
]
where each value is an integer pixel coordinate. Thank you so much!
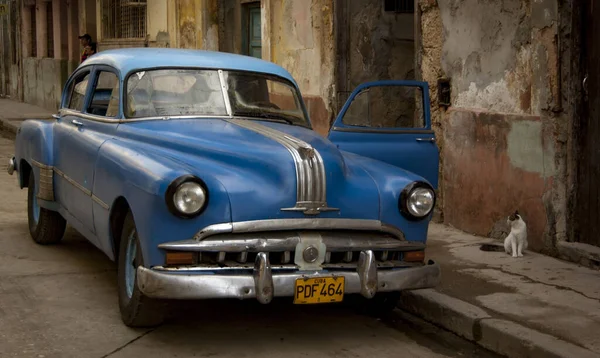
[
  {"left": 46, "top": 3, "right": 54, "bottom": 58},
  {"left": 101, "top": 0, "right": 147, "bottom": 40},
  {"left": 384, "top": 0, "right": 415, "bottom": 13}
]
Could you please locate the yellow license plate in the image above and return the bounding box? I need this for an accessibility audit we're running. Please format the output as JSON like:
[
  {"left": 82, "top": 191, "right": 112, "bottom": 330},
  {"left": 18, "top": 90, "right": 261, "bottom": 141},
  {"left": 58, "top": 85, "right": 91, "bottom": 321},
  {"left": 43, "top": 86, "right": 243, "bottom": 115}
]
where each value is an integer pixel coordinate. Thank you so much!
[{"left": 293, "top": 276, "right": 345, "bottom": 304}]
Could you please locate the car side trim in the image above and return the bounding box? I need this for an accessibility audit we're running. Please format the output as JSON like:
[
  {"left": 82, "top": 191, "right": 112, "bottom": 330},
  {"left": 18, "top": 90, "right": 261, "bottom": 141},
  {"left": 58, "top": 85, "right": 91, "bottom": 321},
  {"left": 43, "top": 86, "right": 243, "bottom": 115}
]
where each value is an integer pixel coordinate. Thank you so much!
[
  {"left": 223, "top": 118, "right": 338, "bottom": 216},
  {"left": 192, "top": 218, "right": 406, "bottom": 241},
  {"left": 52, "top": 167, "right": 110, "bottom": 210}
]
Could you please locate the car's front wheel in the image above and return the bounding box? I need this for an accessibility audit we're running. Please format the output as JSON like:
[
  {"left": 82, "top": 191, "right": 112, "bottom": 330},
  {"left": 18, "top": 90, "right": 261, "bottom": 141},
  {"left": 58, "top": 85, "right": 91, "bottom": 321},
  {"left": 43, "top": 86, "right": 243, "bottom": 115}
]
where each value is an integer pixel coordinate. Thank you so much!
[
  {"left": 27, "top": 172, "right": 66, "bottom": 244},
  {"left": 117, "top": 210, "right": 166, "bottom": 327}
]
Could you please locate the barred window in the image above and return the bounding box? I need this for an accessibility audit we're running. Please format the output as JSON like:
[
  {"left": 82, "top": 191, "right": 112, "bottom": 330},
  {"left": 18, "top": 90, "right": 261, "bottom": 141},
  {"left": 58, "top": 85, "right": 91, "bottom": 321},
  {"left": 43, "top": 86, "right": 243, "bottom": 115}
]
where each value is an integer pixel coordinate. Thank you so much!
[{"left": 101, "top": 0, "right": 147, "bottom": 39}]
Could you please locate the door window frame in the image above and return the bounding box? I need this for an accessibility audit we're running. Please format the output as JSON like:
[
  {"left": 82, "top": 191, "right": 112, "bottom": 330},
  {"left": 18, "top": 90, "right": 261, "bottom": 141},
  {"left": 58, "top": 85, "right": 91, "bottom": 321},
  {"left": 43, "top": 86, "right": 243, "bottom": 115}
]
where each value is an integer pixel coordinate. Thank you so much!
[
  {"left": 61, "top": 66, "right": 94, "bottom": 113},
  {"left": 84, "top": 65, "right": 122, "bottom": 120},
  {"left": 330, "top": 80, "right": 433, "bottom": 134},
  {"left": 59, "top": 65, "right": 123, "bottom": 122}
]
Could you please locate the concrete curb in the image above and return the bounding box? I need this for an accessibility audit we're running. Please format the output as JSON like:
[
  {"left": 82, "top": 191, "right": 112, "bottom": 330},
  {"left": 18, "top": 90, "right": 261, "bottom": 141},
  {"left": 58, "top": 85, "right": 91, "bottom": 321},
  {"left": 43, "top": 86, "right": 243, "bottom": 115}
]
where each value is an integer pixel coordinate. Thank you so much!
[
  {"left": 398, "top": 289, "right": 599, "bottom": 358},
  {"left": 0, "top": 118, "right": 19, "bottom": 139}
]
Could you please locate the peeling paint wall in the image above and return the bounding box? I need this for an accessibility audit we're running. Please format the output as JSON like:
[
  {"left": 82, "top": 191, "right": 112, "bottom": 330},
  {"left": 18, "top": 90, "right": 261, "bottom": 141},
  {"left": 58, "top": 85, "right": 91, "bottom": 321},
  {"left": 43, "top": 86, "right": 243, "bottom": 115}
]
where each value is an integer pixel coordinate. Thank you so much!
[
  {"left": 263, "top": 0, "right": 335, "bottom": 136},
  {"left": 439, "top": 0, "right": 532, "bottom": 114},
  {"left": 421, "top": 0, "right": 572, "bottom": 253},
  {"left": 443, "top": 109, "right": 551, "bottom": 250}
]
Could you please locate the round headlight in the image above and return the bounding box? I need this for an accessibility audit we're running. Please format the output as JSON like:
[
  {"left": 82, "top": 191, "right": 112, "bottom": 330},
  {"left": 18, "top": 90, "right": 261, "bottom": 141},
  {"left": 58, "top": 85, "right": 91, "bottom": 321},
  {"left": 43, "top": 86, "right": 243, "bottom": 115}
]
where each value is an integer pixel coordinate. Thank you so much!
[
  {"left": 174, "top": 182, "right": 207, "bottom": 214},
  {"left": 400, "top": 182, "right": 435, "bottom": 220},
  {"left": 166, "top": 176, "right": 209, "bottom": 218},
  {"left": 407, "top": 187, "right": 434, "bottom": 217}
]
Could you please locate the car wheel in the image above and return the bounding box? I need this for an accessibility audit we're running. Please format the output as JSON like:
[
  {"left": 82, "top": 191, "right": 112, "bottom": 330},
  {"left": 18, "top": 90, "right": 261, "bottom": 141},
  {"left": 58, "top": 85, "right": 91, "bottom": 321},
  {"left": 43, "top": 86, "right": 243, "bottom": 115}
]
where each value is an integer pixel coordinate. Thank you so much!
[
  {"left": 27, "top": 171, "right": 66, "bottom": 245},
  {"left": 117, "top": 210, "right": 166, "bottom": 327}
]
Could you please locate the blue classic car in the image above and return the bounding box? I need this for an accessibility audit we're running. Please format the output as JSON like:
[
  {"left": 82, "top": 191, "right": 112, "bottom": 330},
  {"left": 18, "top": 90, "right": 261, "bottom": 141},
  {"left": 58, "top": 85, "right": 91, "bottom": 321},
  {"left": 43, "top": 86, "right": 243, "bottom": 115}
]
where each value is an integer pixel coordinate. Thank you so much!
[{"left": 8, "top": 48, "right": 440, "bottom": 327}]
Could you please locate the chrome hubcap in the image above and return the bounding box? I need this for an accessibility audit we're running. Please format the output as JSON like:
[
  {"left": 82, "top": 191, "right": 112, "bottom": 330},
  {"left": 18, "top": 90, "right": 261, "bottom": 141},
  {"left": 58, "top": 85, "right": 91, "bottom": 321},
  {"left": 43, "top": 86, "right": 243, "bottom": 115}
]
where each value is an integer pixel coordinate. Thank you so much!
[{"left": 124, "top": 229, "right": 138, "bottom": 299}]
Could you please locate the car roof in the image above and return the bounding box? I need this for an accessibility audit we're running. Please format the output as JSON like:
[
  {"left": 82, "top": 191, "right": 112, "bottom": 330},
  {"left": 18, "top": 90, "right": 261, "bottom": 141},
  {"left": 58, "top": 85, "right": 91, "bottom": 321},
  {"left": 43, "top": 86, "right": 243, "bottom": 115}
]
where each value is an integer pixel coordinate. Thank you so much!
[{"left": 79, "top": 48, "right": 298, "bottom": 85}]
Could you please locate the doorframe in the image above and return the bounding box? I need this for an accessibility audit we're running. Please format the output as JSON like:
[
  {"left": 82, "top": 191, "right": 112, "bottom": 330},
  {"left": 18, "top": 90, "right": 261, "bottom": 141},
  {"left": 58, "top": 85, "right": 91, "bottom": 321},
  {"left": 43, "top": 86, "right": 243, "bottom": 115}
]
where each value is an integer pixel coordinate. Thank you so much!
[
  {"left": 333, "top": 0, "right": 422, "bottom": 114},
  {"left": 241, "top": 1, "right": 261, "bottom": 58},
  {"left": 568, "top": 0, "right": 592, "bottom": 245}
]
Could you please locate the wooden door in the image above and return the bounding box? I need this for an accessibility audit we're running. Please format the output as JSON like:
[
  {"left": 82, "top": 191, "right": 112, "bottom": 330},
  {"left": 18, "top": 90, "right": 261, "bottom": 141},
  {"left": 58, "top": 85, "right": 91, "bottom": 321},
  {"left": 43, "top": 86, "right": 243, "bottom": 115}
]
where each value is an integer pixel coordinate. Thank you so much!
[{"left": 576, "top": 0, "right": 600, "bottom": 246}]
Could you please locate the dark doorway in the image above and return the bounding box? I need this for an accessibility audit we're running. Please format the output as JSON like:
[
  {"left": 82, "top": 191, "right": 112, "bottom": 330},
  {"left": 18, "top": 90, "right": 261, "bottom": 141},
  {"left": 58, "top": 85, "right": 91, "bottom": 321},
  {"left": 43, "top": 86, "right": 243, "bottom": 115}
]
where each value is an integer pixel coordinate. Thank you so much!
[
  {"left": 575, "top": 0, "right": 600, "bottom": 247},
  {"left": 335, "top": 0, "right": 416, "bottom": 113}
]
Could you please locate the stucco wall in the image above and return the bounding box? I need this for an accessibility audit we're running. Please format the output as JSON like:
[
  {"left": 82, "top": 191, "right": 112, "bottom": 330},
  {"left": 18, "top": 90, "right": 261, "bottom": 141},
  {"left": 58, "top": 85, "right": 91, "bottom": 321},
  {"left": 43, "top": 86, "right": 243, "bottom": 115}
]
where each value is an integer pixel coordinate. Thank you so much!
[
  {"left": 23, "top": 58, "right": 71, "bottom": 111},
  {"left": 420, "top": 0, "right": 569, "bottom": 252}
]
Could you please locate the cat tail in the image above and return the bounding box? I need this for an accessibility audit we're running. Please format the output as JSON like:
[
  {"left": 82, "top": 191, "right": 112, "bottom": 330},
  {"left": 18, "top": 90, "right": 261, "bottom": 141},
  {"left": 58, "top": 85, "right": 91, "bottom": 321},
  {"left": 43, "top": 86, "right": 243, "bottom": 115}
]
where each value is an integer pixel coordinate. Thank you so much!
[{"left": 480, "top": 243, "right": 507, "bottom": 252}]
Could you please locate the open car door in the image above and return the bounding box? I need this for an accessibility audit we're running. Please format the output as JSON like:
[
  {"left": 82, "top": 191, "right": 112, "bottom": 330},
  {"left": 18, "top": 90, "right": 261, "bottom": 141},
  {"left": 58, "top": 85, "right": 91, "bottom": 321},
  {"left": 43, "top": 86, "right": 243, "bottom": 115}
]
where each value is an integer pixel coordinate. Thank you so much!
[{"left": 327, "top": 80, "right": 440, "bottom": 189}]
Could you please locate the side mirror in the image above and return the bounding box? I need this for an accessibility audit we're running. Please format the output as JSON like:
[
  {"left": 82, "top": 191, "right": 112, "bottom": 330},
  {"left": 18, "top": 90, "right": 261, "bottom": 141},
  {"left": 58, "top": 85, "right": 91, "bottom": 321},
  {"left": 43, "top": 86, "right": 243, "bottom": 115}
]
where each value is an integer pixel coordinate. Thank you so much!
[{"left": 52, "top": 114, "right": 60, "bottom": 120}]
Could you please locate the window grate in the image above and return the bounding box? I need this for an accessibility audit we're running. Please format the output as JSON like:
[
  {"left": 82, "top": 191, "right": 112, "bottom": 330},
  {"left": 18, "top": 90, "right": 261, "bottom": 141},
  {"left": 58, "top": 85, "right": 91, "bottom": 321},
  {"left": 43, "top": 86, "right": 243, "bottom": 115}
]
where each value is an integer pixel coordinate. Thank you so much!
[
  {"left": 101, "top": 0, "right": 147, "bottom": 40},
  {"left": 384, "top": 0, "right": 414, "bottom": 13}
]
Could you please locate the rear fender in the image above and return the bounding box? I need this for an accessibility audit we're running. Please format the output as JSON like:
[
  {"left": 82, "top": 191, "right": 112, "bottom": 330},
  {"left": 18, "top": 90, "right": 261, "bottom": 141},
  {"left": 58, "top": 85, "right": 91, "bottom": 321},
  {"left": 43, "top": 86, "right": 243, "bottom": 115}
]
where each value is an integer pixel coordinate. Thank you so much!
[{"left": 14, "top": 120, "right": 56, "bottom": 189}]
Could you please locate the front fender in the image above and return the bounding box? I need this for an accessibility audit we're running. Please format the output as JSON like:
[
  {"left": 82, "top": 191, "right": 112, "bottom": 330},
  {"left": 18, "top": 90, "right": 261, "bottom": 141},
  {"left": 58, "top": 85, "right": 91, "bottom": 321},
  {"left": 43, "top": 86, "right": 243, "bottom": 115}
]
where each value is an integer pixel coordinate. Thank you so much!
[
  {"left": 342, "top": 151, "right": 433, "bottom": 244},
  {"left": 92, "top": 139, "right": 232, "bottom": 266},
  {"left": 14, "top": 120, "right": 55, "bottom": 188}
]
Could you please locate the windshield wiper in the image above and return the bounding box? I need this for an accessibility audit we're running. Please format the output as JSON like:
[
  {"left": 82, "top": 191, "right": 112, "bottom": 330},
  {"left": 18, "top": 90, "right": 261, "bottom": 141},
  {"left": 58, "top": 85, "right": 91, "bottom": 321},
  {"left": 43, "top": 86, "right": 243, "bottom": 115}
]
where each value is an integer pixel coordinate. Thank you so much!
[{"left": 233, "top": 110, "right": 297, "bottom": 125}]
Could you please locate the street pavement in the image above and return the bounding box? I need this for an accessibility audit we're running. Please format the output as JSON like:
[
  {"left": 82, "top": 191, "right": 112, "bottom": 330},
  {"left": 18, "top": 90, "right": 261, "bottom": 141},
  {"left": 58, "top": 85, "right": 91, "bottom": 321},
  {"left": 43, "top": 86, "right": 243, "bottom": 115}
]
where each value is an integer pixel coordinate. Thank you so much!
[{"left": 0, "top": 135, "right": 497, "bottom": 358}]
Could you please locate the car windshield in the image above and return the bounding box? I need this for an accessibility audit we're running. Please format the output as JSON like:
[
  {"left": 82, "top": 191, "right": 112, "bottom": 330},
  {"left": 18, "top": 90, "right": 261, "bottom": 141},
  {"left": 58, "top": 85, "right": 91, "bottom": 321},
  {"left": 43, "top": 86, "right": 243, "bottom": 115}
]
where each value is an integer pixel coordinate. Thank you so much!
[{"left": 125, "top": 69, "right": 309, "bottom": 126}]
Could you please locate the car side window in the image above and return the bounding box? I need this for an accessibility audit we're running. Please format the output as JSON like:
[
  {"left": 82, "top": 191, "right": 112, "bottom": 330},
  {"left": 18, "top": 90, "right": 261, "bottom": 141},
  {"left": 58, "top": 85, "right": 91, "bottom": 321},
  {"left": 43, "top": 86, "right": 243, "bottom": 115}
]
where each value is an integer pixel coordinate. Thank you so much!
[
  {"left": 89, "top": 71, "right": 120, "bottom": 118},
  {"left": 341, "top": 86, "right": 426, "bottom": 128},
  {"left": 67, "top": 72, "right": 91, "bottom": 112}
]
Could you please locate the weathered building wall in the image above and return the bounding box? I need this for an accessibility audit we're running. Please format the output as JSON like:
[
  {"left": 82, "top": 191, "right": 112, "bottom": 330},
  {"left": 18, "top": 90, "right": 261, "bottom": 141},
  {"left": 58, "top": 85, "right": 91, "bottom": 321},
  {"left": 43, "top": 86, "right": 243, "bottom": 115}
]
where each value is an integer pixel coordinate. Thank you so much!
[
  {"left": 18, "top": 0, "right": 87, "bottom": 111},
  {"left": 23, "top": 58, "right": 70, "bottom": 110},
  {"left": 263, "top": 0, "right": 335, "bottom": 136},
  {"left": 420, "top": 0, "right": 569, "bottom": 252}
]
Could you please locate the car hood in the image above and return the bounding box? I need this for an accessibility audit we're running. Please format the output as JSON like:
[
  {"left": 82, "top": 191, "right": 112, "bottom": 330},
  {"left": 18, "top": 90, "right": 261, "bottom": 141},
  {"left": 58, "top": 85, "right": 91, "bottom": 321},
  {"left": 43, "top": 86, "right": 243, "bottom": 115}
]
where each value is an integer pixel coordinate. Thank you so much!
[{"left": 117, "top": 118, "right": 415, "bottom": 222}]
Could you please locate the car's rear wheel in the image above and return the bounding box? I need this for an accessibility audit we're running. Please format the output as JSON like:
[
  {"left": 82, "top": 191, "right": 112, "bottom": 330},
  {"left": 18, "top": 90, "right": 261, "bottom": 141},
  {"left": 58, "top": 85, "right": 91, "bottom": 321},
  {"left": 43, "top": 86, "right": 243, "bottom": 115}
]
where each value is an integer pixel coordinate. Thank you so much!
[
  {"left": 117, "top": 210, "right": 166, "bottom": 327},
  {"left": 27, "top": 171, "right": 66, "bottom": 244}
]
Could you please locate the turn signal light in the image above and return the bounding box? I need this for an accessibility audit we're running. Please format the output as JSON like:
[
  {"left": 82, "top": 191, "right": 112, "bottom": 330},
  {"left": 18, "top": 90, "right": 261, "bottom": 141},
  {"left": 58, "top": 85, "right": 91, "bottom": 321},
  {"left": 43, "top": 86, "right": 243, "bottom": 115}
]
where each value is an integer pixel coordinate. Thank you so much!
[
  {"left": 165, "top": 252, "right": 195, "bottom": 265},
  {"left": 404, "top": 250, "right": 425, "bottom": 262}
]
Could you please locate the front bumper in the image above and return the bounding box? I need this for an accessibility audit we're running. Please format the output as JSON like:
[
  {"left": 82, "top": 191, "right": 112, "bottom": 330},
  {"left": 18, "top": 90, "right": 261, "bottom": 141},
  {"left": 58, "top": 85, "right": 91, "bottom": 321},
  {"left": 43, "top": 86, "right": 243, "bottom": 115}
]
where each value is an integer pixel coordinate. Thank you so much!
[{"left": 136, "top": 250, "right": 441, "bottom": 303}]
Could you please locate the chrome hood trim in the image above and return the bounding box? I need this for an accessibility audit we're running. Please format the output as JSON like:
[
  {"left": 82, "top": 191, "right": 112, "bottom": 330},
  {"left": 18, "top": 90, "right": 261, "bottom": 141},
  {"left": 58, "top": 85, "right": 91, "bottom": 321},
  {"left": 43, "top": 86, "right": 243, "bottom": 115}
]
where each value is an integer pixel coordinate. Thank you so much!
[
  {"left": 191, "top": 218, "right": 406, "bottom": 241},
  {"left": 224, "top": 118, "right": 338, "bottom": 215}
]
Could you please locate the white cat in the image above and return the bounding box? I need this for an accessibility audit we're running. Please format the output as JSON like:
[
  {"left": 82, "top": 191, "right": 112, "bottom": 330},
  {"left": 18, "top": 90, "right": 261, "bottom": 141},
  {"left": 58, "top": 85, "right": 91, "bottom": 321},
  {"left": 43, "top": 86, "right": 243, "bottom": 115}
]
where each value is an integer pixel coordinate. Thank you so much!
[{"left": 504, "top": 210, "right": 528, "bottom": 257}]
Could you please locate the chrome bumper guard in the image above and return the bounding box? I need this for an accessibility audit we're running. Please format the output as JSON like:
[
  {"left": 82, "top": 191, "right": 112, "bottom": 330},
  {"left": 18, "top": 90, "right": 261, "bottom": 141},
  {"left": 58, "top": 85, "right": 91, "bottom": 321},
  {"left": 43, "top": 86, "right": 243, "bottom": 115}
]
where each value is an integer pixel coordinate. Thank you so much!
[
  {"left": 7, "top": 156, "right": 15, "bottom": 175},
  {"left": 136, "top": 250, "right": 441, "bottom": 302}
]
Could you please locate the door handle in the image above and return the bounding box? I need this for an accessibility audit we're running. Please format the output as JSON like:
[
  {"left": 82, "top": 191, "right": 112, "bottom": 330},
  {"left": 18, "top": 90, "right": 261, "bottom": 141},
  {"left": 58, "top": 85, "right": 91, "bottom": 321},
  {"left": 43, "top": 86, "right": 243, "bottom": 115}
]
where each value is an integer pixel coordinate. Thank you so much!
[
  {"left": 72, "top": 120, "right": 84, "bottom": 127},
  {"left": 416, "top": 138, "right": 436, "bottom": 143}
]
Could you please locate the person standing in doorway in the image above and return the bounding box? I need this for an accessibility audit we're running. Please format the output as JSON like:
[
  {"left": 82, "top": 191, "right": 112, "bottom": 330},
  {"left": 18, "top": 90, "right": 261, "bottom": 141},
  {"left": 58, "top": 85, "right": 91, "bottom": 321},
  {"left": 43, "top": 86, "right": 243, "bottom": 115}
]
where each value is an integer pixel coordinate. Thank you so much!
[{"left": 79, "top": 34, "right": 95, "bottom": 63}]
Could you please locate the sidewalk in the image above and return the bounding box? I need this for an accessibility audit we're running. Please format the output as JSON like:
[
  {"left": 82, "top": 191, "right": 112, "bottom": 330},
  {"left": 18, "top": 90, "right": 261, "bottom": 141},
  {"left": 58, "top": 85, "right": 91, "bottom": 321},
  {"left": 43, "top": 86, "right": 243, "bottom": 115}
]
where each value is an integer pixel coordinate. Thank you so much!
[
  {"left": 0, "top": 98, "right": 54, "bottom": 138},
  {"left": 397, "top": 223, "right": 600, "bottom": 358}
]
